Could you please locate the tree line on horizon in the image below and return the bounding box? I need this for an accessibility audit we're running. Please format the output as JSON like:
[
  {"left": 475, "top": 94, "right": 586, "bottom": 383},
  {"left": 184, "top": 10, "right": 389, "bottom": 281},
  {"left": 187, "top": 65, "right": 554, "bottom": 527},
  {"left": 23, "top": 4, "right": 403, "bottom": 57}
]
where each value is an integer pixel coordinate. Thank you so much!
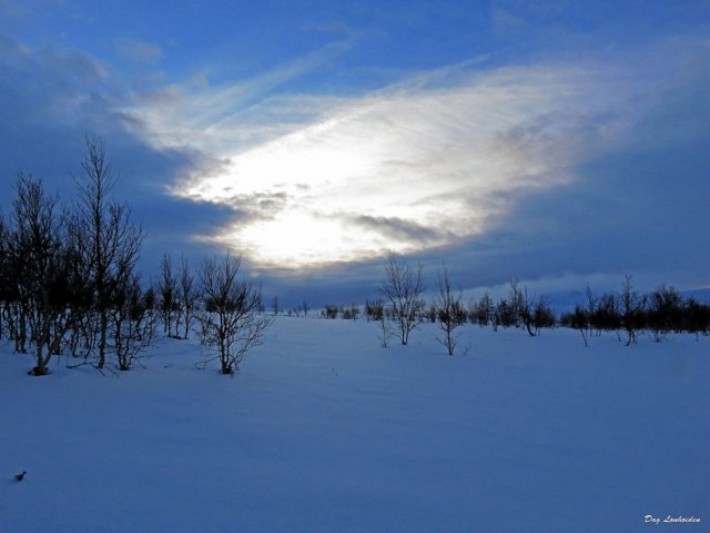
[{"left": 320, "top": 257, "right": 710, "bottom": 354}]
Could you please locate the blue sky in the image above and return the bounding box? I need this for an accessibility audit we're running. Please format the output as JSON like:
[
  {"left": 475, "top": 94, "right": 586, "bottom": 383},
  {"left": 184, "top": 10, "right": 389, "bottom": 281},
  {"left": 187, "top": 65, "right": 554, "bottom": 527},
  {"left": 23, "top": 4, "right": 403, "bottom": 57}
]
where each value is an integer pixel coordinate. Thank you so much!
[{"left": 0, "top": 0, "right": 708, "bottom": 307}]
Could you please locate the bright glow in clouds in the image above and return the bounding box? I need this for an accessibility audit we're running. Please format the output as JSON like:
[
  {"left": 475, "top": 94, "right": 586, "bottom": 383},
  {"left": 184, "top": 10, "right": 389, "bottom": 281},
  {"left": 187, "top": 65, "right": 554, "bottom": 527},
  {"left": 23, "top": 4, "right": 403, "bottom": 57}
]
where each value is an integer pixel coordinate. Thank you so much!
[{"left": 134, "top": 63, "right": 629, "bottom": 270}]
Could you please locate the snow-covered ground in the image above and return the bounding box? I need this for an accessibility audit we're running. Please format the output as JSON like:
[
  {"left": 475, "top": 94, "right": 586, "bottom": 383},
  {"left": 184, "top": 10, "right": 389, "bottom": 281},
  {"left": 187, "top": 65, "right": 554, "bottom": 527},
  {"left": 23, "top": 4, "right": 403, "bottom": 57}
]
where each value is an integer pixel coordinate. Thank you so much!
[{"left": 1, "top": 318, "right": 708, "bottom": 532}]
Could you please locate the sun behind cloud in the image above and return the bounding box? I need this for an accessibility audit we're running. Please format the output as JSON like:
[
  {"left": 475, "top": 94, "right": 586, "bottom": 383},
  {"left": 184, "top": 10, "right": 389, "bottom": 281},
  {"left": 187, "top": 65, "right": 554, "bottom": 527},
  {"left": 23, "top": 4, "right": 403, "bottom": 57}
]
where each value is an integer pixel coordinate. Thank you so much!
[{"left": 157, "top": 62, "right": 627, "bottom": 270}]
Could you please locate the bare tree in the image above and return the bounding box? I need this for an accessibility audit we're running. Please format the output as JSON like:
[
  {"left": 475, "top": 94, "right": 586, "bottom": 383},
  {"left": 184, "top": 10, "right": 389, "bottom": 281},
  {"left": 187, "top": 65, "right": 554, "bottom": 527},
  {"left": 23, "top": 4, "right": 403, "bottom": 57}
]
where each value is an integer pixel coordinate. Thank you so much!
[
  {"left": 518, "top": 287, "right": 538, "bottom": 336},
  {"left": 75, "top": 136, "right": 142, "bottom": 369},
  {"left": 379, "top": 253, "right": 425, "bottom": 345},
  {"left": 63, "top": 210, "right": 97, "bottom": 358},
  {"left": 322, "top": 305, "right": 339, "bottom": 319},
  {"left": 365, "top": 299, "right": 384, "bottom": 322},
  {"left": 518, "top": 288, "right": 554, "bottom": 336},
  {"left": 647, "top": 284, "right": 683, "bottom": 342},
  {"left": 111, "top": 272, "right": 150, "bottom": 371},
  {"left": 470, "top": 293, "right": 493, "bottom": 327},
  {"left": 139, "top": 286, "right": 158, "bottom": 346},
  {"left": 0, "top": 209, "right": 26, "bottom": 351},
  {"left": 196, "top": 255, "right": 272, "bottom": 375},
  {"left": 620, "top": 275, "right": 644, "bottom": 346},
  {"left": 495, "top": 298, "right": 516, "bottom": 329},
  {"left": 593, "top": 291, "right": 620, "bottom": 335},
  {"left": 569, "top": 304, "right": 591, "bottom": 347},
  {"left": 345, "top": 303, "right": 360, "bottom": 320},
  {"left": 178, "top": 255, "right": 198, "bottom": 339},
  {"left": 8, "top": 174, "right": 69, "bottom": 374},
  {"left": 159, "top": 253, "right": 179, "bottom": 337},
  {"left": 508, "top": 278, "right": 523, "bottom": 328},
  {"left": 434, "top": 265, "right": 466, "bottom": 355},
  {"left": 684, "top": 298, "right": 710, "bottom": 340}
]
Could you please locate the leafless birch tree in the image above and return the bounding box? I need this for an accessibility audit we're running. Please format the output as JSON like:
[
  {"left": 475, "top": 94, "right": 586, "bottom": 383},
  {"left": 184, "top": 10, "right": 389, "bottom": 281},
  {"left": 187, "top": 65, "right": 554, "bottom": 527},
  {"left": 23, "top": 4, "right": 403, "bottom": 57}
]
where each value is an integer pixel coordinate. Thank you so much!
[
  {"left": 75, "top": 136, "right": 142, "bottom": 369},
  {"left": 380, "top": 253, "right": 424, "bottom": 345},
  {"left": 435, "top": 264, "right": 466, "bottom": 355},
  {"left": 196, "top": 255, "right": 272, "bottom": 375}
]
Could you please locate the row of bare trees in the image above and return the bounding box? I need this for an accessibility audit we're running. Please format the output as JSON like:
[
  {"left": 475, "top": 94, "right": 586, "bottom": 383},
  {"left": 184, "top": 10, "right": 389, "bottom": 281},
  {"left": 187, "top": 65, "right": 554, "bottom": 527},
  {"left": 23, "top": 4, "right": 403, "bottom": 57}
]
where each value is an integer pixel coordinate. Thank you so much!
[
  {"left": 154, "top": 252, "right": 271, "bottom": 374},
  {"left": 0, "top": 139, "right": 146, "bottom": 375},
  {"left": 374, "top": 255, "right": 557, "bottom": 355},
  {"left": 376, "top": 254, "right": 470, "bottom": 355},
  {"left": 374, "top": 255, "right": 709, "bottom": 354},
  {"left": 560, "top": 279, "right": 710, "bottom": 346},
  {"left": 0, "top": 137, "right": 270, "bottom": 376},
  {"left": 157, "top": 253, "right": 199, "bottom": 340}
]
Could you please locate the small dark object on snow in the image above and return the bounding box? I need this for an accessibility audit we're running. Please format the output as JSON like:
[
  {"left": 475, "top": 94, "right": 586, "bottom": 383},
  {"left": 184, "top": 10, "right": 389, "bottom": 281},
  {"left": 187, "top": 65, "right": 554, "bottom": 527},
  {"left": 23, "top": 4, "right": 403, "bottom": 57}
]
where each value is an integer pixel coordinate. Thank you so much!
[{"left": 14, "top": 471, "right": 26, "bottom": 481}]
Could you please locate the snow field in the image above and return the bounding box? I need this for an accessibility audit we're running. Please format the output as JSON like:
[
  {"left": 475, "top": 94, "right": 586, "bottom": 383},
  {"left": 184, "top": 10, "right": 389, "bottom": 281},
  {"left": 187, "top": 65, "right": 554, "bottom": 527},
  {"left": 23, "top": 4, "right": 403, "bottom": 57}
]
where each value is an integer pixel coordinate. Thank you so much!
[{"left": 1, "top": 318, "right": 708, "bottom": 532}]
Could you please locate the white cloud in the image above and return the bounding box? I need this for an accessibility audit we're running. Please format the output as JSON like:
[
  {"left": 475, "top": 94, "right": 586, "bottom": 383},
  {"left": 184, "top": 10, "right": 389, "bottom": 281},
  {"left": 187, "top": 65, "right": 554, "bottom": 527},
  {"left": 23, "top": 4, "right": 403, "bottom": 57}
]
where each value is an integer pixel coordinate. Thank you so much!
[{"left": 128, "top": 58, "right": 636, "bottom": 270}]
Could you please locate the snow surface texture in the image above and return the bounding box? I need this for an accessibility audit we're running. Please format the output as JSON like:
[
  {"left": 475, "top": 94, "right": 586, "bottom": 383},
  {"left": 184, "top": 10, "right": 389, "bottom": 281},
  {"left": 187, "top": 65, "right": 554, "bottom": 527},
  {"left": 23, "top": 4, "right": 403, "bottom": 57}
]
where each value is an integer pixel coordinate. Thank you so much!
[{"left": 1, "top": 318, "right": 708, "bottom": 532}]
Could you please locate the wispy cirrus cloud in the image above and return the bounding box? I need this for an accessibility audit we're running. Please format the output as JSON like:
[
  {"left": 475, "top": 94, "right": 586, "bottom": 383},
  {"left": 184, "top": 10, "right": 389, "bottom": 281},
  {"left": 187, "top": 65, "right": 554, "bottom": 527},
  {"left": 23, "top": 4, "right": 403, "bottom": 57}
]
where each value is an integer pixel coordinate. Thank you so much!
[{"left": 124, "top": 39, "right": 356, "bottom": 155}]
